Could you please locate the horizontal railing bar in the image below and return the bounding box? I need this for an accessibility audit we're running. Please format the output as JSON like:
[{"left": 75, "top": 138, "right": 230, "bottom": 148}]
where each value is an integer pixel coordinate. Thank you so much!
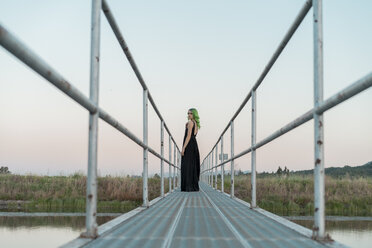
[
  {"left": 0, "top": 24, "right": 180, "bottom": 169},
  {"left": 101, "top": 0, "right": 180, "bottom": 152},
  {"left": 99, "top": 109, "right": 179, "bottom": 168},
  {"left": 202, "top": 71, "right": 372, "bottom": 172},
  {"left": 315, "top": 71, "right": 372, "bottom": 115},
  {"left": 0, "top": 24, "right": 98, "bottom": 114},
  {"left": 251, "top": 0, "right": 312, "bottom": 92},
  {"left": 205, "top": 0, "right": 313, "bottom": 158}
]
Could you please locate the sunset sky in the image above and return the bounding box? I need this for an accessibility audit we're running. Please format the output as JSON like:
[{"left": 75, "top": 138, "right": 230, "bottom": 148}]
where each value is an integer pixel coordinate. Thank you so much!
[{"left": 1, "top": 0, "right": 371, "bottom": 177}]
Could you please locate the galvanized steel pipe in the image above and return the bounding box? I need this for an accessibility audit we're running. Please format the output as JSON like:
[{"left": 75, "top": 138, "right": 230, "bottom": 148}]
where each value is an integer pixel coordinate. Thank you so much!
[
  {"left": 313, "top": 0, "right": 325, "bottom": 239},
  {"left": 251, "top": 90, "right": 257, "bottom": 208},
  {"left": 85, "top": 0, "right": 102, "bottom": 238},
  {"left": 161, "top": 121, "right": 165, "bottom": 197},
  {"left": 221, "top": 135, "right": 224, "bottom": 193},
  {"left": 230, "top": 121, "right": 234, "bottom": 198},
  {"left": 143, "top": 89, "right": 149, "bottom": 207}
]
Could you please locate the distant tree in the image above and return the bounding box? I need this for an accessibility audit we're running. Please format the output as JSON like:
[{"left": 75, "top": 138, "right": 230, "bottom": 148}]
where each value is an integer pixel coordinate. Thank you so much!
[
  {"left": 289, "top": 161, "right": 372, "bottom": 178},
  {"left": 153, "top": 173, "right": 160, "bottom": 178},
  {"left": 0, "top": 166, "right": 11, "bottom": 174},
  {"left": 276, "top": 166, "right": 282, "bottom": 175},
  {"left": 283, "top": 166, "right": 289, "bottom": 175}
]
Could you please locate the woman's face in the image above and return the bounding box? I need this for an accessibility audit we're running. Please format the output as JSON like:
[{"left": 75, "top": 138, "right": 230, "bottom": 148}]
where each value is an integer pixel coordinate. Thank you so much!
[{"left": 187, "top": 110, "right": 193, "bottom": 120}]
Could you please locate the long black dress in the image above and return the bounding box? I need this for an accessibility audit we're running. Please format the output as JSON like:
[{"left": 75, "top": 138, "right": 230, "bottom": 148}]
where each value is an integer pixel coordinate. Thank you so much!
[{"left": 181, "top": 120, "right": 200, "bottom": 192}]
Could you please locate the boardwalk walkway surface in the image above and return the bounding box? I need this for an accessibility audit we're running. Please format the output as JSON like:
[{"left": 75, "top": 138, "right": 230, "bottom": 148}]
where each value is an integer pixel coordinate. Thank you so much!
[{"left": 62, "top": 182, "right": 343, "bottom": 248}]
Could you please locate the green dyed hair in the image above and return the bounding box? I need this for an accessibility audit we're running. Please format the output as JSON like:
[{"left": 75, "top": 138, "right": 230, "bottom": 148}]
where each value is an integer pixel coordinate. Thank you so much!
[{"left": 188, "top": 108, "right": 201, "bottom": 129}]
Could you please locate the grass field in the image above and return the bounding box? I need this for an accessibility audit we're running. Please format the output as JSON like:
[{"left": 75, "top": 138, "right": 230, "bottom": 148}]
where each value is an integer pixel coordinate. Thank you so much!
[
  {"left": 0, "top": 173, "right": 168, "bottom": 213},
  {"left": 0, "top": 173, "right": 371, "bottom": 216},
  {"left": 222, "top": 174, "right": 372, "bottom": 216}
]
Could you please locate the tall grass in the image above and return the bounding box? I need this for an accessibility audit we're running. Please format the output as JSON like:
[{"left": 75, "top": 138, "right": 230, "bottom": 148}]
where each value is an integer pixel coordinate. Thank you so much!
[
  {"left": 219, "top": 174, "right": 372, "bottom": 216},
  {"left": 0, "top": 173, "right": 170, "bottom": 212},
  {"left": 1, "top": 173, "right": 371, "bottom": 216}
]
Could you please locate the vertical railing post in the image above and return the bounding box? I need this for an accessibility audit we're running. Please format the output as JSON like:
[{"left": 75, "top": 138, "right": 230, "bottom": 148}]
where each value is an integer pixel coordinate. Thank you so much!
[
  {"left": 215, "top": 145, "right": 218, "bottom": 189},
  {"left": 205, "top": 158, "right": 207, "bottom": 184},
  {"left": 202, "top": 162, "right": 204, "bottom": 183},
  {"left": 203, "top": 161, "right": 205, "bottom": 183},
  {"left": 211, "top": 149, "right": 214, "bottom": 187},
  {"left": 313, "top": 0, "right": 325, "bottom": 239},
  {"left": 142, "top": 89, "right": 149, "bottom": 207},
  {"left": 202, "top": 160, "right": 205, "bottom": 183},
  {"left": 160, "top": 121, "right": 164, "bottom": 197},
  {"left": 207, "top": 156, "right": 209, "bottom": 185},
  {"left": 83, "top": 0, "right": 102, "bottom": 238},
  {"left": 169, "top": 136, "right": 172, "bottom": 193},
  {"left": 210, "top": 155, "right": 212, "bottom": 186},
  {"left": 179, "top": 151, "right": 181, "bottom": 187},
  {"left": 251, "top": 89, "right": 257, "bottom": 208},
  {"left": 221, "top": 135, "right": 224, "bottom": 193},
  {"left": 206, "top": 161, "right": 207, "bottom": 184},
  {"left": 209, "top": 155, "right": 212, "bottom": 185},
  {"left": 177, "top": 150, "right": 181, "bottom": 188},
  {"left": 230, "top": 121, "right": 234, "bottom": 198},
  {"left": 207, "top": 155, "right": 209, "bottom": 185},
  {"left": 173, "top": 142, "right": 176, "bottom": 190},
  {"left": 209, "top": 155, "right": 211, "bottom": 185},
  {"left": 206, "top": 157, "right": 208, "bottom": 185},
  {"left": 251, "top": 90, "right": 257, "bottom": 208},
  {"left": 175, "top": 151, "right": 178, "bottom": 188}
]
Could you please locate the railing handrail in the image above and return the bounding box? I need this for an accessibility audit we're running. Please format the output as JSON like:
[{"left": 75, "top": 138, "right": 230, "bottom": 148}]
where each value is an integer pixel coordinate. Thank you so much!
[
  {"left": 202, "top": 71, "right": 372, "bottom": 170},
  {"left": 200, "top": 0, "right": 372, "bottom": 241},
  {"left": 0, "top": 24, "right": 179, "bottom": 169},
  {"left": 102, "top": 0, "right": 180, "bottom": 152},
  {"left": 0, "top": 0, "right": 182, "bottom": 239},
  {"left": 204, "top": 0, "right": 313, "bottom": 157}
]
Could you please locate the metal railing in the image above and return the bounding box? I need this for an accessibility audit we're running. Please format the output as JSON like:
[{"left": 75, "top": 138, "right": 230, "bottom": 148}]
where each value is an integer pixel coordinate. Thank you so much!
[
  {"left": 0, "top": 0, "right": 181, "bottom": 239},
  {"left": 200, "top": 0, "right": 372, "bottom": 240}
]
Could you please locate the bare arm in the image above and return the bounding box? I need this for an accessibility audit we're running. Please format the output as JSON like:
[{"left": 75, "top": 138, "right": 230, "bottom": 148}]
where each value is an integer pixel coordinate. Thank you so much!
[{"left": 182, "top": 121, "right": 193, "bottom": 155}]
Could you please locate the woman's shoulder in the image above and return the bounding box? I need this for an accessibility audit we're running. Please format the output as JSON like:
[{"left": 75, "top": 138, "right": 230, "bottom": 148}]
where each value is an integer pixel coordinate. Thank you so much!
[{"left": 186, "top": 120, "right": 194, "bottom": 127}]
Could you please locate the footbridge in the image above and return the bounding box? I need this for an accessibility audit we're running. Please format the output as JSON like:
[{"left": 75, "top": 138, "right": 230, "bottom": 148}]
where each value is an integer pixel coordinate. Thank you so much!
[{"left": 1, "top": 0, "right": 370, "bottom": 247}]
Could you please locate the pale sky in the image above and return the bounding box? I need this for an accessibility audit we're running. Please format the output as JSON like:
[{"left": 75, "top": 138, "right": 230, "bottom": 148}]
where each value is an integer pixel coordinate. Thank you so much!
[{"left": 1, "top": 0, "right": 371, "bottom": 176}]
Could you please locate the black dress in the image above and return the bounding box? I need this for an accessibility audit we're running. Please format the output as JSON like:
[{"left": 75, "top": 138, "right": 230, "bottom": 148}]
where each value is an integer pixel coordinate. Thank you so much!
[{"left": 181, "top": 120, "right": 200, "bottom": 192}]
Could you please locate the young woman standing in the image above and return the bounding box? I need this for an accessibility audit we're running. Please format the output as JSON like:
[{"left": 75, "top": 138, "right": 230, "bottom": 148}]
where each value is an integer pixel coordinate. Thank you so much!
[{"left": 181, "top": 108, "right": 201, "bottom": 192}]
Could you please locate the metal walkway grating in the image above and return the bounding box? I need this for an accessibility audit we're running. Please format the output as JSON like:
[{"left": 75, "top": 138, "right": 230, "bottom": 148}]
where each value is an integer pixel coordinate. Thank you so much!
[{"left": 79, "top": 182, "right": 333, "bottom": 248}]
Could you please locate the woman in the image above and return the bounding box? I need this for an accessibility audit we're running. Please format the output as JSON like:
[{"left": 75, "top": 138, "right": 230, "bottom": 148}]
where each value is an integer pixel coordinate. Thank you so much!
[{"left": 181, "top": 108, "right": 201, "bottom": 192}]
